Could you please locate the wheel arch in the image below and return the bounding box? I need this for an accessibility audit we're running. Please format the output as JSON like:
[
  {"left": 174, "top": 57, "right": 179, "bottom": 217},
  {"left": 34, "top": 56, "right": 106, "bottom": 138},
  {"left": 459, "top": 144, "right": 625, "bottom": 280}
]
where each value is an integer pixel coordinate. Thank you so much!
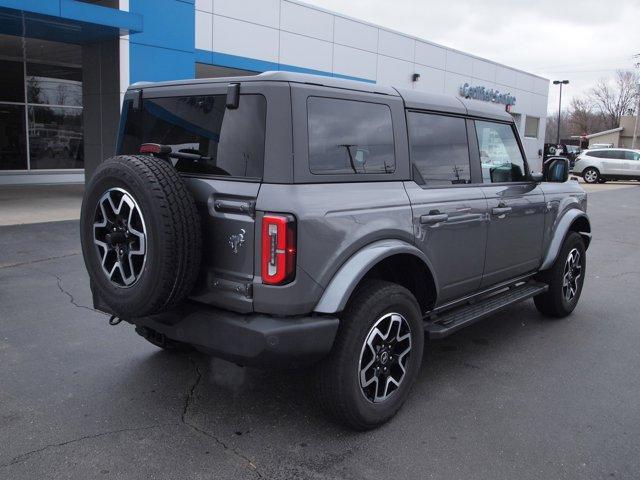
[
  {"left": 540, "top": 210, "right": 591, "bottom": 271},
  {"left": 314, "top": 239, "right": 438, "bottom": 315}
]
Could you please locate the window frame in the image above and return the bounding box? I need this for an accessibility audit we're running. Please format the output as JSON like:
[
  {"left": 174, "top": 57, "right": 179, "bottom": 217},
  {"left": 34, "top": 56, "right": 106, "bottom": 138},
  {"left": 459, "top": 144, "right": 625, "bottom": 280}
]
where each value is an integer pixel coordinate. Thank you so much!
[
  {"left": 307, "top": 95, "right": 396, "bottom": 176},
  {"left": 470, "top": 117, "right": 534, "bottom": 185},
  {"left": 290, "top": 83, "right": 410, "bottom": 184},
  {"left": 406, "top": 109, "right": 479, "bottom": 189}
]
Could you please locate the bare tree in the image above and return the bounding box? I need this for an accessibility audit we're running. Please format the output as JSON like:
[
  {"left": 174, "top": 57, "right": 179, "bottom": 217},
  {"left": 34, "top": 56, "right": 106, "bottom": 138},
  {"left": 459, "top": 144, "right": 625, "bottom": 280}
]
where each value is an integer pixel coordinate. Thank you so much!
[
  {"left": 589, "top": 70, "right": 640, "bottom": 129},
  {"left": 545, "top": 110, "right": 571, "bottom": 143},
  {"left": 567, "top": 97, "right": 607, "bottom": 135}
]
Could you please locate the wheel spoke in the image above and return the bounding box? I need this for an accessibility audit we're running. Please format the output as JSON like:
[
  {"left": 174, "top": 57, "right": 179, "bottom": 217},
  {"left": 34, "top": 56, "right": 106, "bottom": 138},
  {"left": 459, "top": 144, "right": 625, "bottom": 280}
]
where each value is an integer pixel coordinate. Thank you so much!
[
  {"left": 92, "top": 188, "right": 147, "bottom": 288},
  {"left": 359, "top": 312, "right": 412, "bottom": 403}
]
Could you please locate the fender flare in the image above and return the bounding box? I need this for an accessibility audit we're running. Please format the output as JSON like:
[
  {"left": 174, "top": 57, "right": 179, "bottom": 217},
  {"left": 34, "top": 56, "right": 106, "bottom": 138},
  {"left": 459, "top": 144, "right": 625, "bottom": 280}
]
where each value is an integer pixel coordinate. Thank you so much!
[
  {"left": 540, "top": 210, "right": 591, "bottom": 271},
  {"left": 313, "top": 239, "right": 437, "bottom": 314}
]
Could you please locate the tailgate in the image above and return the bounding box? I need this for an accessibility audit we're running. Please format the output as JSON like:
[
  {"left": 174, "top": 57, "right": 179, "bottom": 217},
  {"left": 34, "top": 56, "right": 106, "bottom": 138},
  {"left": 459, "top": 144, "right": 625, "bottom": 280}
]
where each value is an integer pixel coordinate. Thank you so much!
[{"left": 185, "top": 177, "right": 259, "bottom": 313}]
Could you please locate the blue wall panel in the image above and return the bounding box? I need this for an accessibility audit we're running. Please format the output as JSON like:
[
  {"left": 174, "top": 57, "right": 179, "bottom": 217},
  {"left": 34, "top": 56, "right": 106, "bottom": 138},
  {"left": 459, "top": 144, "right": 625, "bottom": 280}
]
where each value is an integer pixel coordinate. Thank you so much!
[
  {"left": 129, "top": 0, "right": 193, "bottom": 53},
  {"left": 130, "top": 43, "right": 195, "bottom": 83},
  {"left": 129, "top": 0, "right": 195, "bottom": 83}
]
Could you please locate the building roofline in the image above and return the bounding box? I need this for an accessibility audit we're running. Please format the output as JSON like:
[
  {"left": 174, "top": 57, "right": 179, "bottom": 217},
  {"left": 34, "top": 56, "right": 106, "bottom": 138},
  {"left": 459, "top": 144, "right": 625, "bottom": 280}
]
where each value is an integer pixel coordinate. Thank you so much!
[
  {"left": 586, "top": 127, "right": 624, "bottom": 139},
  {"left": 288, "top": 0, "right": 549, "bottom": 82}
]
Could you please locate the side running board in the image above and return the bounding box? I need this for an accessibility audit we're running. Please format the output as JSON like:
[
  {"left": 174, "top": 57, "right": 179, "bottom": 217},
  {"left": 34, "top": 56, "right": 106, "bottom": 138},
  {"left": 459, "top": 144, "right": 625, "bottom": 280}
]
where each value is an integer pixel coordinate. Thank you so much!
[{"left": 424, "top": 281, "right": 548, "bottom": 339}]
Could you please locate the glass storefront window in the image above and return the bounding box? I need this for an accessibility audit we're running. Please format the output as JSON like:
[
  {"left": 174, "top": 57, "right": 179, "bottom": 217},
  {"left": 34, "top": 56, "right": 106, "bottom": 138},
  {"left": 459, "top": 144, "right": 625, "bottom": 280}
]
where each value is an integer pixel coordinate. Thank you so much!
[
  {"left": 28, "top": 106, "right": 83, "bottom": 169},
  {"left": 0, "top": 104, "right": 27, "bottom": 170},
  {"left": 27, "top": 63, "right": 83, "bottom": 107},
  {"left": 0, "top": 33, "right": 84, "bottom": 172},
  {"left": 0, "top": 59, "right": 25, "bottom": 103}
]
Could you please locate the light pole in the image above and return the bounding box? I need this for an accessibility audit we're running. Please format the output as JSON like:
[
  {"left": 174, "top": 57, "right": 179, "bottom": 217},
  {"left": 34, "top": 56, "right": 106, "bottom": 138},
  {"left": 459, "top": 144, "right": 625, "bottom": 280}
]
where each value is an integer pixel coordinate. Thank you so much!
[
  {"left": 632, "top": 54, "right": 639, "bottom": 149},
  {"left": 553, "top": 80, "right": 569, "bottom": 145}
]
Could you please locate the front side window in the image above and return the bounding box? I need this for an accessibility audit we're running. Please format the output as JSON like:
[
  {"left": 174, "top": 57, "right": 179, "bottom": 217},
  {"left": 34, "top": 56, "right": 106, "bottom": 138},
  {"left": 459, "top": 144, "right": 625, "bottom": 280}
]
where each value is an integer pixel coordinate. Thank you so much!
[
  {"left": 120, "top": 94, "right": 266, "bottom": 179},
  {"left": 407, "top": 112, "right": 471, "bottom": 186},
  {"left": 307, "top": 97, "right": 395, "bottom": 175},
  {"left": 475, "top": 120, "right": 528, "bottom": 183},
  {"left": 624, "top": 150, "right": 640, "bottom": 161}
]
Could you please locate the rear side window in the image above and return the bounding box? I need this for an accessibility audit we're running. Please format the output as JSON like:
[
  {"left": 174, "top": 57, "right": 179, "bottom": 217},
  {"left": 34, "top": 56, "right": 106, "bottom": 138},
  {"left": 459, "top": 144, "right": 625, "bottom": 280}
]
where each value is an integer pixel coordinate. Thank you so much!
[
  {"left": 307, "top": 97, "right": 395, "bottom": 175},
  {"left": 475, "top": 120, "right": 527, "bottom": 183},
  {"left": 120, "top": 94, "right": 266, "bottom": 179},
  {"left": 407, "top": 112, "right": 471, "bottom": 186}
]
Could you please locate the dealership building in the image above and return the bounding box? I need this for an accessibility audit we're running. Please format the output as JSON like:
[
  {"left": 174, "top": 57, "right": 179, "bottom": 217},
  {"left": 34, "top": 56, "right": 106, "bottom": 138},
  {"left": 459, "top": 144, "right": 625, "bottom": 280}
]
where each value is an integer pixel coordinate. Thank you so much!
[{"left": 0, "top": 0, "right": 549, "bottom": 185}]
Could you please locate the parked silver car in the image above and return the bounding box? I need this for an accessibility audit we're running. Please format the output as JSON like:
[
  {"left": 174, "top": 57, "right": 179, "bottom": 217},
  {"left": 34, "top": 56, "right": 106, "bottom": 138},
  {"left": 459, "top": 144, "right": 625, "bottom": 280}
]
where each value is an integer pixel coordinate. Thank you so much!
[{"left": 572, "top": 148, "right": 640, "bottom": 183}]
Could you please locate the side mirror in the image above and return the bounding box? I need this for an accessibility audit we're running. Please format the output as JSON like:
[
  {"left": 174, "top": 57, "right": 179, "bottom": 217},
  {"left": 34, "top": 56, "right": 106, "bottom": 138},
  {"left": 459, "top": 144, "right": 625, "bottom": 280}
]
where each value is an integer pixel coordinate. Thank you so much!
[{"left": 543, "top": 157, "right": 569, "bottom": 183}]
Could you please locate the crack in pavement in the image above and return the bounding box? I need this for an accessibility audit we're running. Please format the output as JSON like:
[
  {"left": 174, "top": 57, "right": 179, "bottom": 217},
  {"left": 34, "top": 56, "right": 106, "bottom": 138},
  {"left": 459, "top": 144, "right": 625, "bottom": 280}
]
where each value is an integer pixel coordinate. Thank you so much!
[
  {"left": 180, "top": 356, "right": 263, "bottom": 479},
  {"left": 0, "top": 252, "right": 80, "bottom": 270},
  {"left": 0, "top": 425, "right": 162, "bottom": 469},
  {"left": 53, "top": 273, "right": 107, "bottom": 315}
]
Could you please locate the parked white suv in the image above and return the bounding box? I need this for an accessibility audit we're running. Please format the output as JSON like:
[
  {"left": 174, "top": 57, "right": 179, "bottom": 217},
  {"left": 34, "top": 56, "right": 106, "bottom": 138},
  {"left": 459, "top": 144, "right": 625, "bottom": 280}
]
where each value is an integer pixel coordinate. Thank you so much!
[{"left": 571, "top": 148, "right": 640, "bottom": 183}]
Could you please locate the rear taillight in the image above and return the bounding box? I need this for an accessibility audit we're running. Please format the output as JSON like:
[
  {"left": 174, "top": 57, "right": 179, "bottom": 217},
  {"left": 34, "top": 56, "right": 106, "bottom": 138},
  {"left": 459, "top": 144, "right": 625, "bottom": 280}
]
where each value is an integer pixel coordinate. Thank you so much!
[{"left": 261, "top": 214, "right": 296, "bottom": 285}]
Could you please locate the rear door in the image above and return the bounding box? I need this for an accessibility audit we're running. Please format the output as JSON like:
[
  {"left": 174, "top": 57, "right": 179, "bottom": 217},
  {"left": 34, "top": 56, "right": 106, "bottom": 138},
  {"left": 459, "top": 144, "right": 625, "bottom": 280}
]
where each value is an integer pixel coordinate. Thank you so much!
[
  {"left": 598, "top": 149, "right": 625, "bottom": 176},
  {"left": 474, "top": 119, "right": 546, "bottom": 287},
  {"left": 404, "top": 112, "right": 488, "bottom": 303},
  {"left": 119, "top": 82, "right": 281, "bottom": 313}
]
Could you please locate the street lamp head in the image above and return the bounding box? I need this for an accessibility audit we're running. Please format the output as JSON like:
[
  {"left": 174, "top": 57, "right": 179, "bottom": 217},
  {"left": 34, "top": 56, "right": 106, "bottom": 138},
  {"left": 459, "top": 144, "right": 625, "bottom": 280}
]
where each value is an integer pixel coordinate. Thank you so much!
[{"left": 553, "top": 80, "right": 569, "bottom": 85}]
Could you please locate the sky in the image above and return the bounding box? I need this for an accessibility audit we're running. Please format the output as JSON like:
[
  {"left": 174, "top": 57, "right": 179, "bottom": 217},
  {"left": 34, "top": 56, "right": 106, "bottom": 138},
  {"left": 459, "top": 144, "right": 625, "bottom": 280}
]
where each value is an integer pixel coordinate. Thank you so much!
[{"left": 304, "top": 0, "right": 640, "bottom": 114}]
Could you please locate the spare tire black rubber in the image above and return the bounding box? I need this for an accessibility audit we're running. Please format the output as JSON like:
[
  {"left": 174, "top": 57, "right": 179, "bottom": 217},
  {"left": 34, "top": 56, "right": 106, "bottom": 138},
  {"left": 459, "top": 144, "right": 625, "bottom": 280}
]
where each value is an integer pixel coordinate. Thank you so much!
[{"left": 80, "top": 155, "right": 201, "bottom": 318}]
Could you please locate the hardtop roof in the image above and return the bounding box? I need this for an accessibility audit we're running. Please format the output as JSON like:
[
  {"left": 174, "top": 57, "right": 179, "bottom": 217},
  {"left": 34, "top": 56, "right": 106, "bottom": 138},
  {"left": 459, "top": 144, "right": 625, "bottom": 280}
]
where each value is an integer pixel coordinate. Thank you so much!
[{"left": 131, "top": 71, "right": 513, "bottom": 121}]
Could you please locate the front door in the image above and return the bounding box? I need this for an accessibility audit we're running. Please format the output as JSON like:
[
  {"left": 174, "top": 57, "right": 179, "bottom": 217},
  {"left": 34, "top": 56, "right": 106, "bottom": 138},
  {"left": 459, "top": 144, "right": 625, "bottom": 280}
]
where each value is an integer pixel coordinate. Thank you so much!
[
  {"left": 474, "top": 119, "right": 546, "bottom": 287},
  {"left": 404, "top": 111, "right": 488, "bottom": 304}
]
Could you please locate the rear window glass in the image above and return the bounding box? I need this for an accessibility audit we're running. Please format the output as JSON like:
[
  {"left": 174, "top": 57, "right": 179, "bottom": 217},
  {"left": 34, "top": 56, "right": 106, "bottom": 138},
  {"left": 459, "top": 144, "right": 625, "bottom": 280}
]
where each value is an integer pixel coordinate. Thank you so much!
[
  {"left": 307, "top": 97, "right": 395, "bottom": 175},
  {"left": 119, "top": 94, "right": 266, "bottom": 179}
]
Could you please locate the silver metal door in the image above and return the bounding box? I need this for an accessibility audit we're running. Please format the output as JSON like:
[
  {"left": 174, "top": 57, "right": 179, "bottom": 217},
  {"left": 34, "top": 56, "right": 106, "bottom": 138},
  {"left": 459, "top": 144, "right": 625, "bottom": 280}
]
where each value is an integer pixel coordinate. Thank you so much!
[
  {"left": 480, "top": 183, "right": 546, "bottom": 287},
  {"left": 404, "top": 182, "right": 488, "bottom": 304}
]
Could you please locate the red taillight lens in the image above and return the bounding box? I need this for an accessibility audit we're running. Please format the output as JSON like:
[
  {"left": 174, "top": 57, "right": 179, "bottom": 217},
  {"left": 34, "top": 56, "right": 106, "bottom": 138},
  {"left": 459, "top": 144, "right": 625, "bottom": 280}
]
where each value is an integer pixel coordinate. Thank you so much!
[
  {"left": 140, "top": 143, "right": 162, "bottom": 154},
  {"left": 139, "top": 143, "right": 171, "bottom": 155},
  {"left": 261, "top": 214, "right": 296, "bottom": 285}
]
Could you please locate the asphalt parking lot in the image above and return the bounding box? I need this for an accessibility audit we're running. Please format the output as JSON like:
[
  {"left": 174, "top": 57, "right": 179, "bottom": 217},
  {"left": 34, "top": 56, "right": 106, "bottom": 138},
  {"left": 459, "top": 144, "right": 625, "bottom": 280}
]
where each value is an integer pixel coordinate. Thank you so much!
[{"left": 1, "top": 182, "right": 639, "bottom": 480}]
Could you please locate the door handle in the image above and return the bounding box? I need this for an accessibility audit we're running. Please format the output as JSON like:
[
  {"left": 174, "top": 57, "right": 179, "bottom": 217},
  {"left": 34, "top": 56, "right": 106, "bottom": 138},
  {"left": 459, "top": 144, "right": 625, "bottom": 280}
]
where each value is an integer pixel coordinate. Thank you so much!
[
  {"left": 491, "top": 206, "right": 512, "bottom": 216},
  {"left": 420, "top": 212, "right": 449, "bottom": 225}
]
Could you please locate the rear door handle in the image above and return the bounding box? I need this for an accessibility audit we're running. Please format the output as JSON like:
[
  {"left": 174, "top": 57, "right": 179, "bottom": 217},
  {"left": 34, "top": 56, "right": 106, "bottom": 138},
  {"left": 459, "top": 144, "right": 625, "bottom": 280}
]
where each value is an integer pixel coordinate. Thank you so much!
[
  {"left": 420, "top": 213, "right": 449, "bottom": 225},
  {"left": 491, "top": 206, "right": 512, "bottom": 216}
]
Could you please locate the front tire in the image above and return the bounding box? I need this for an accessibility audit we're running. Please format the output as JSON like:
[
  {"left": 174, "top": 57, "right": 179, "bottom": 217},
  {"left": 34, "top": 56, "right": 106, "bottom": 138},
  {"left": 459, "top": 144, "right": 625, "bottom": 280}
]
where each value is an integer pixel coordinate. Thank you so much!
[
  {"left": 315, "top": 280, "right": 424, "bottom": 430},
  {"left": 534, "top": 232, "right": 586, "bottom": 318},
  {"left": 583, "top": 167, "right": 600, "bottom": 184}
]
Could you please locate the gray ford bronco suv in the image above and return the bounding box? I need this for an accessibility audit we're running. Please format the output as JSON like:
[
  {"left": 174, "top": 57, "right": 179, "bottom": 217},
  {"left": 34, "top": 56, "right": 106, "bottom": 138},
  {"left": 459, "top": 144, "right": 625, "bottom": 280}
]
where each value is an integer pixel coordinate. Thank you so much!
[{"left": 80, "top": 72, "right": 590, "bottom": 430}]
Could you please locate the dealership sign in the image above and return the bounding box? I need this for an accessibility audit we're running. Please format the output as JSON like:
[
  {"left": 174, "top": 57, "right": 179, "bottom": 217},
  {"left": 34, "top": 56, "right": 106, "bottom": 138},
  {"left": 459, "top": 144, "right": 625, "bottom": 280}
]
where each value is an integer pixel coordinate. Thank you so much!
[{"left": 459, "top": 83, "right": 516, "bottom": 107}]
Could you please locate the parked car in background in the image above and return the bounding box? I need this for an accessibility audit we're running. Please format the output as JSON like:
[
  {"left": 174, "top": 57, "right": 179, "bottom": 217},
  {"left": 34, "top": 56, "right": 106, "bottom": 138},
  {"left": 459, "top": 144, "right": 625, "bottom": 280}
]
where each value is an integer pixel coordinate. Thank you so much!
[
  {"left": 543, "top": 143, "right": 581, "bottom": 168},
  {"left": 565, "top": 145, "right": 581, "bottom": 167},
  {"left": 572, "top": 148, "right": 640, "bottom": 183},
  {"left": 589, "top": 143, "right": 614, "bottom": 149}
]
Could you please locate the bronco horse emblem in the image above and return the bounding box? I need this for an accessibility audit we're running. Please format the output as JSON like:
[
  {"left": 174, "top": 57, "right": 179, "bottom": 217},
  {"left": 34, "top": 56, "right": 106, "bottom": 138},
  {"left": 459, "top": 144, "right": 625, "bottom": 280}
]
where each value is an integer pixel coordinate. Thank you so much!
[{"left": 228, "top": 228, "right": 246, "bottom": 254}]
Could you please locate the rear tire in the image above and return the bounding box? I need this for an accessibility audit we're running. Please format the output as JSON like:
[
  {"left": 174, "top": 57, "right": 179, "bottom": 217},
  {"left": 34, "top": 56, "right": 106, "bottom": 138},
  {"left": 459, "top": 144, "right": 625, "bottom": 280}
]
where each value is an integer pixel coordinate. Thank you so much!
[
  {"left": 582, "top": 167, "right": 600, "bottom": 184},
  {"left": 534, "top": 232, "right": 586, "bottom": 318},
  {"left": 315, "top": 280, "right": 424, "bottom": 430}
]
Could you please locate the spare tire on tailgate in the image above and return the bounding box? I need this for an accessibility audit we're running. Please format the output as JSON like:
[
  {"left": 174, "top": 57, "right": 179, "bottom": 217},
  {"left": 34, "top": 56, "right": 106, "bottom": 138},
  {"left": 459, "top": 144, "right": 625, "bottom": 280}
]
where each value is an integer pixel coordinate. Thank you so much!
[{"left": 80, "top": 155, "right": 202, "bottom": 318}]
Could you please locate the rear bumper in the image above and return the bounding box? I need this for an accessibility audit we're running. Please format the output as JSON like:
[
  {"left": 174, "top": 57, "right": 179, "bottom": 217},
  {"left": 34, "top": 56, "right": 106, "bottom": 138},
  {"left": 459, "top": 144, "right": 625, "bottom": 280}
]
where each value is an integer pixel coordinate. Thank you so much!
[{"left": 129, "top": 301, "right": 339, "bottom": 368}]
